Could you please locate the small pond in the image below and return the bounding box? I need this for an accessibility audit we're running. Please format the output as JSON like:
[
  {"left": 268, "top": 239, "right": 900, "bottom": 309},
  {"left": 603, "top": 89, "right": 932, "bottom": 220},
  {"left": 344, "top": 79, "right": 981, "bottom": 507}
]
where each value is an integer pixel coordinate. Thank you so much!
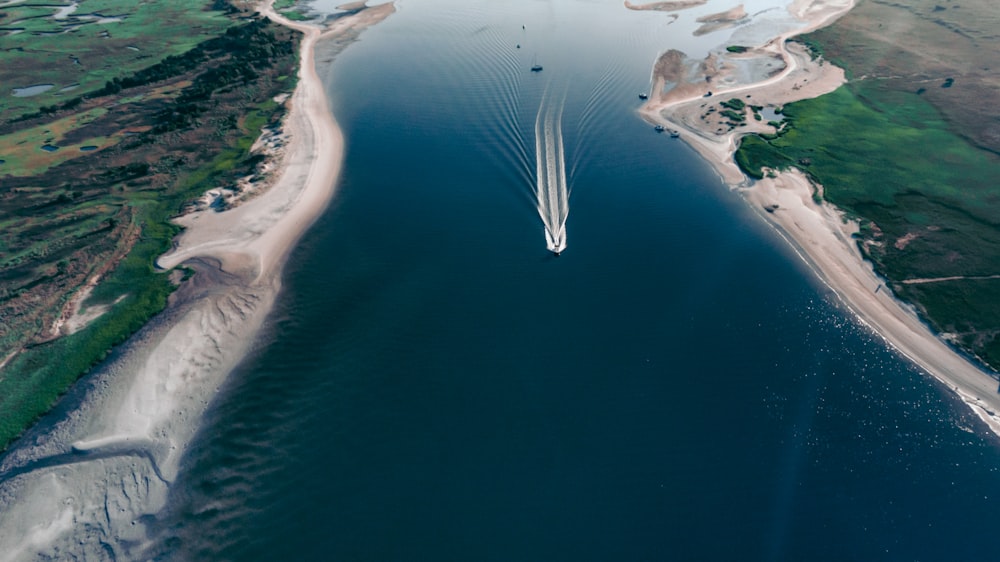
[
  {"left": 12, "top": 84, "right": 55, "bottom": 97},
  {"left": 760, "top": 106, "right": 784, "bottom": 122}
]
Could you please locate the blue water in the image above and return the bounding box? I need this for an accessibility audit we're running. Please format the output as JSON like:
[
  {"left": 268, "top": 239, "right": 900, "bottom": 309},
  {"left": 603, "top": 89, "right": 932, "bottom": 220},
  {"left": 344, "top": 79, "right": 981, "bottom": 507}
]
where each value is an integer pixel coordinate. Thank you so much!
[
  {"left": 11, "top": 83, "right": 54, "bottom": 97},
  {"left": 150, "top": 1, "right": 1000, "bottom": 559}
]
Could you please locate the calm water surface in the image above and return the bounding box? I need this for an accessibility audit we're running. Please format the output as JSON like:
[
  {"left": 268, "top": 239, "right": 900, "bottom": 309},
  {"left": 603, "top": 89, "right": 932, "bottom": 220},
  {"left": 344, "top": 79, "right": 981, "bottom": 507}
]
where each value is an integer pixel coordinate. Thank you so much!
[{"left": 151, "top": 1, "right": 1000, "bottom": 559}]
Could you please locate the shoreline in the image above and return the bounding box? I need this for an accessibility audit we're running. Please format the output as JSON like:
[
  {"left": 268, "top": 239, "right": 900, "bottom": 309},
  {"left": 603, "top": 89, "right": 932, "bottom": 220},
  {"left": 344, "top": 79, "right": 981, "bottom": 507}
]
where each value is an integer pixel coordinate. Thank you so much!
[
  {"left": 640, "top": 0, "right": 1000, "bottom": 437},
  {"left": 0, "top": 2, "right": 396, "bottom": 558},
  {"left": 157, "top": 0, "right": 396, "bottom": 278}
]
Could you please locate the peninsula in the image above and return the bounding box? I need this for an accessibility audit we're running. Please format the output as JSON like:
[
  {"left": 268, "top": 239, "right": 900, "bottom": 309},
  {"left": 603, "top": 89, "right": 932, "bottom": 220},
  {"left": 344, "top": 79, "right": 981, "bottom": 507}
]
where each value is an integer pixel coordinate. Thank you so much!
[{"left": 640, "top": 0, "right": 1000, "bottom": 435}]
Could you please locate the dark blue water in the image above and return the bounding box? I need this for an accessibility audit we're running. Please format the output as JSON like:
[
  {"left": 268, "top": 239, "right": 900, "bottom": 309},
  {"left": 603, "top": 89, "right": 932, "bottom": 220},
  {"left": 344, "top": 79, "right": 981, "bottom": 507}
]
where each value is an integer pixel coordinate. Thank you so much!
[{"left": 151, "top": 1, "right": 1000, "bottom": 559}]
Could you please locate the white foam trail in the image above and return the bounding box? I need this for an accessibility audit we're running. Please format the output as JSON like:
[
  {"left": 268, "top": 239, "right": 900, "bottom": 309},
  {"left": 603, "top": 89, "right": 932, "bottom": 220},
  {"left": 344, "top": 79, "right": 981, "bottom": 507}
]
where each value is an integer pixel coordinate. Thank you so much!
[{"left": 534, "top": 91, "right": 569, "bottom": 254}]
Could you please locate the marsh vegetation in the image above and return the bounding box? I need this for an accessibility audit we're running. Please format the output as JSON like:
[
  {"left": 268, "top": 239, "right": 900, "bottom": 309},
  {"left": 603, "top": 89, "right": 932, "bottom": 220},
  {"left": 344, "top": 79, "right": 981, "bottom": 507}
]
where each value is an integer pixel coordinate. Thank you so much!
[
  {"left": 736, "top": 0, "right": 1000, "bottom": 371},
  {"left": 0, "top": 1, "right": 300, "bottom": 449}
]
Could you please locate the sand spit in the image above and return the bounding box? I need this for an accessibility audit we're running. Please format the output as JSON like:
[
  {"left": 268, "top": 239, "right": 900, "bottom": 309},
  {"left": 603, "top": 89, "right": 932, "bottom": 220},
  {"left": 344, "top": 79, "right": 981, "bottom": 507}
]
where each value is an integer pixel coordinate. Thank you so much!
[
  {"left": 338, "top": 0, "right": 368, "bottom": 11},
  {"left": 694, "top": 4, "right": 748, "bottom": 35},
  {"left": 625, "top": 0, "right": 707, "bottom": 13},
  {"left": 0, "top": 1, "right": 395, "bottom": 559},
  {"left": 640, "top": 0, "right": 1000, "bottom": 437},
  {"left": 696, "top": 3, "right": 746, "bottom": 21}
]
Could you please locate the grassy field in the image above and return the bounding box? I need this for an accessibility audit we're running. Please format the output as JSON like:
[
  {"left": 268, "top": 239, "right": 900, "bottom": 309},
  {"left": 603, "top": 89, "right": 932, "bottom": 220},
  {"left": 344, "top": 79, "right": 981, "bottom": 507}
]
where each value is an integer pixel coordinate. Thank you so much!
[
  {"left": 0, "top": 0, "right": 234, "bottom": 122},
  {"left": 800, "top": 0, "right": 1000, "bottom": 155},
  {"left": 0, "top": 5, "right": 300, "bottom": 450},
  {"left": 736, "top": 40, "right": 1000, "bottom": 370},
  {"left": 0, "top": 108, "right": 113, "bottom": 176},
  {"left": 272, "top": 0, "right": 310, "bottom": 20}
]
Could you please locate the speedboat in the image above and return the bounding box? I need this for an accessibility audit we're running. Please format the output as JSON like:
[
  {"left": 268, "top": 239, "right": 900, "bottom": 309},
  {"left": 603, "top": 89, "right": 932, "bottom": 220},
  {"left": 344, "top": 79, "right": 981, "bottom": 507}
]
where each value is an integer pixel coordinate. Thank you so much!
[
  {"left": 638, "top": 93, "right": 648, "bottom": 100},
  {"left": 531, "top": 64, "right": 543, "bottom": 72},
  {"left": 654, "top": 124, "right": 665, "bottom": 132}
]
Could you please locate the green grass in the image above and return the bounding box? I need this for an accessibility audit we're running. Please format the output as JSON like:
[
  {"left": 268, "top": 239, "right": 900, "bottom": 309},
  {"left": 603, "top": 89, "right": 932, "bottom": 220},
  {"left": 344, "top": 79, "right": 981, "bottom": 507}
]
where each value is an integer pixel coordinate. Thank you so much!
[
  {"left": 0, "top": 13, "right": 300, "bottom": 450},
  {"left": 719, "top": 109, "right": 745, "bottom": 122},
  {"left": 737, "top": 86, "right": 1000, "bottom": 225},
  {"left": 0, "top": 0, "right": 233, "bottom": 122},
  {"left": 0, "top": 93, "right": 287, "bottom": 450},
  {"left": 791, "top": 37, "right": 824, "bottom": 61},
  {"left": 0, "top": 108, "right": 113, "bottom": 176},
  {"left": 272, "top": 0, "right": 309, "bottom": 20},
  {"left": 720, "top": 98, "right": 745, "bottom": 111},
  {"left": 735, "top": 83, "right": 1000, "bottom": 369},
  {"left": 0, "top": 255, "right": 176, "bottom": 449},
  {"left": 280, "top": 10, "right": 311, "bottom": 21}
]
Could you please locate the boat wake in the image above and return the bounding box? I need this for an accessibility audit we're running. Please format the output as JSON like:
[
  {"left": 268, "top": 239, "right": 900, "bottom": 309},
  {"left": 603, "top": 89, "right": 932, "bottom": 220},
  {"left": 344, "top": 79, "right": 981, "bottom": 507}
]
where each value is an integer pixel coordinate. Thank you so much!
[{"left": 534, "top": 87, "right": 569, "bottom": 255}]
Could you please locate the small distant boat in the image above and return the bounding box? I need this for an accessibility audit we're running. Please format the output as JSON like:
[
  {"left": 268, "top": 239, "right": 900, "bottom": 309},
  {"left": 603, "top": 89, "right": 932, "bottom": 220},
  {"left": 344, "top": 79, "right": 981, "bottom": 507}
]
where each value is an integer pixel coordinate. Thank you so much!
[
  {"left": 670, "top": 129, "right": 680, "bottom": 138},
  {"left": 531, "top": 64, "right": 543, "bottom": 72},
  {"left": 638, "top": 93, "right": 648, "bottom": 100},
  {"left": 654, "top": 125, "right": 665, "bottom": 132}
]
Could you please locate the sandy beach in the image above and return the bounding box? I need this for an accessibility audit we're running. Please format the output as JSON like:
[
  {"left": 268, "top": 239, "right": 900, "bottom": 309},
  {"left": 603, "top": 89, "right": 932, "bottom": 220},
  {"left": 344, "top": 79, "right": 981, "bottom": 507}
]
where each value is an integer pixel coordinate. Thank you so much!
[
  {"left": 0, "top": 1, "right": 395, "bottom": 558},
  {"left": 640, "top": 0, "right": 1000, "bottom": 436},
  {"left": 158, "top": 0, "right": 396, "bottom": 278}
]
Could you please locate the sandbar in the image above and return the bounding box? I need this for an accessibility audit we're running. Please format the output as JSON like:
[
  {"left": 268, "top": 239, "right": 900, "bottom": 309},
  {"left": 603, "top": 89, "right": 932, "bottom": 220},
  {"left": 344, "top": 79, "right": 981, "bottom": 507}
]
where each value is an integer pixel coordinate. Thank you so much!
[
  {"left": 625, "top": 0, "right": 708, "bottom": 13},
  {"left": 693, "top": 4, "right": 747, "bottom": 35}
]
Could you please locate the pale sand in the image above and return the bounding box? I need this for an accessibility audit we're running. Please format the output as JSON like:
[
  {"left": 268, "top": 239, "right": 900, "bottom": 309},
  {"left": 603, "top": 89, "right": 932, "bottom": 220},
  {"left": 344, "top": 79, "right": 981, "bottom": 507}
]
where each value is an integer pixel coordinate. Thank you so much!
[
  {"left": 0, "top": 2, "right": 395, "bottom": 558},
  {"left": 116, "top": 0, "right": 401, "bottom": 478},
  {"left": 625, "top": 0, "right": 707, "bottom": 12},
  {"left": 158, "top": 1, "right": 398, "bottom": 277},
  {"left": 693, "top": 4, "right": 748, "bottom": 36},
  {"left": 338, "top": 1, "right": 368, "bottom": 10},
  {"left": 640, "top": 0, "right": 1000, "bottom": 436},
  {"left": 696, "top": 3, "right": 746, "bottom": 22}
]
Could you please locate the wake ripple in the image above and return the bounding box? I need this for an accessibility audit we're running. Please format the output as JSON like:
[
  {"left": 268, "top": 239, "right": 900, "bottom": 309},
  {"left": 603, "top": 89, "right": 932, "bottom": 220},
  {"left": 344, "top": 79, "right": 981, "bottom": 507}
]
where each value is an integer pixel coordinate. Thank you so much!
[
  {"left": 571, "top": 62, "right": 629, "bottom": 180},
  {"left": 534, "top": 88, "right": 569, "bottom": 254}
]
